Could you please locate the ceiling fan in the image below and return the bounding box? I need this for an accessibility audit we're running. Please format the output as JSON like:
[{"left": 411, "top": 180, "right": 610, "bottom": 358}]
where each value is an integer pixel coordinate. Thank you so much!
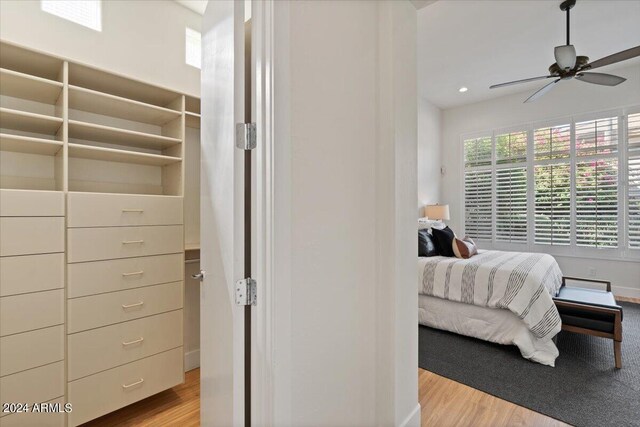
[{"left": 490, "top": 0, "right": 640, "bottom": 103}]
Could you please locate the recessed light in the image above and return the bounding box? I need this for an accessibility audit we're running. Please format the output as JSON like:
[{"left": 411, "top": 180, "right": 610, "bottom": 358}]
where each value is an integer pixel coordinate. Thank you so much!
[{"left": 459, "top": 87, "right": 468, "bottom": 93}]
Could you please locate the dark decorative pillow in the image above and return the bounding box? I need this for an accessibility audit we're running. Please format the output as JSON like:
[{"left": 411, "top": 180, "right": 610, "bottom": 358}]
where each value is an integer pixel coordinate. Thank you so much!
[
  {"left": 418, "top": 230, "right": 438, "bottom": 257},
  {"left": 452, "top": 236, "right": 478, "bottom": 259},
  {"left": 431, "top": 226, "right": 455, "bottom": 257}
]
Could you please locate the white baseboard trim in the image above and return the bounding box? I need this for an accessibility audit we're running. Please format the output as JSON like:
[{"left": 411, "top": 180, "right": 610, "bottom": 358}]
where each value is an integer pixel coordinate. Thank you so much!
[
  {"left": 399, "top": 403, "right": 421, "bottom": 427},
  {"left": 184, "top": 349, "right": 200, "bottom": 371}
]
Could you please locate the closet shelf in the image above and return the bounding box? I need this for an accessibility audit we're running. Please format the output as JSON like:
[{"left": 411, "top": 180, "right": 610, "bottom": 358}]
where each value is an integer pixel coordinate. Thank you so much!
[
  {"left": 0, "top": 68, "right": 63, "bottom": 104},
  {"left": 68, "top": 143, "right": 182, "bottom": 166},
  {"left": 0, "top": 133, "right": 63, "bottom": 155},
  {"left": 185, "top": 112, "right": 200, "bottom": 129},
  {"left": 68, "top": 120, "right": 181, "bottom": 150},
  {"left": 0, "top": 108, "right": 63, "bottom": 135},
  {"left": 68, "top": 85, "right": 182, "bottom": 125},
  {"left": 184, "top": 242, "right": 200, "bottom": 251}
]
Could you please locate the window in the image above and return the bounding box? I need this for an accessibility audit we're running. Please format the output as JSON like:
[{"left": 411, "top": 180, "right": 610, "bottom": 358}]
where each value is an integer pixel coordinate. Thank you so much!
[
  {"left": 41, "top": 0, "right": 101, "bottom": 31},
  {"left": 462, "top": 108, "right": 639, "bottom": 259},
  {"left": 186, "top": 28, "right": 202, "bottom": 69},
  {"left": 534, "top": 125, "right": 571, "bottom": 245},
  {"left": 628, "top": 113, "right": 640, "bottom": 249}
]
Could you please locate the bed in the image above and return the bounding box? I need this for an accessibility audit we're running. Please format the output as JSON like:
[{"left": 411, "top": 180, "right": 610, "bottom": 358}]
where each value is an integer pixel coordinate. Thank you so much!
[{"left": 418, "top": 250, "right": 564, "bottom": 366}]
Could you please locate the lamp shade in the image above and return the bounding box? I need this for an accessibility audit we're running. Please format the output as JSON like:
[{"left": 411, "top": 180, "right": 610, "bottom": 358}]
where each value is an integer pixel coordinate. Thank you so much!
[
  {"left": 554, "top": 45, "right": 576, "bottom": 70},
  {"left": 425, "top": 204, "right": 450, "bottom": 221}
]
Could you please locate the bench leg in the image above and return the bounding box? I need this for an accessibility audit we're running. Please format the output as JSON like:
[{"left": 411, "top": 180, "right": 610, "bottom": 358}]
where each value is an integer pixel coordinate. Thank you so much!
[{"left": 614, "top": 340, "right": 622, "bottom": 369}]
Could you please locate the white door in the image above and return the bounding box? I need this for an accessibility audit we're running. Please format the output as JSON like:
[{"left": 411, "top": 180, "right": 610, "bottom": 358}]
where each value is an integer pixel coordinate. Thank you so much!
[{"left": 200, "top": 1, "right": 247, "bottom": 426}]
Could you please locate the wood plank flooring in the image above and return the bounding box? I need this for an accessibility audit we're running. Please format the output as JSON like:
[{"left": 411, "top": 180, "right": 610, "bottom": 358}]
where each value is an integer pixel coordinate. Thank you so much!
[{"left": 82, "top": 367, "right": 569, "bottom": 426}]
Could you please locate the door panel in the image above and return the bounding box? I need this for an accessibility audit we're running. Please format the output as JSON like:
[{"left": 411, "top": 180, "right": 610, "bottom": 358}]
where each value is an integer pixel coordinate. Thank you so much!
[{"left": 200, "top": 1, "right": 246, "bottom": 426}]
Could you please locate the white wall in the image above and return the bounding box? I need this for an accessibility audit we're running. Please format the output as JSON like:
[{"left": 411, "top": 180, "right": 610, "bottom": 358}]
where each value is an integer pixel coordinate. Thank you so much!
[
  {"left": 271, "top": 1, "right": 419, "bottom": 425},
  {"left": 440, "top": 63, "right": 640, "bottom": 297},
  {"left": 417, "top": 96, "right": 441, "bottom": 213},
  {"left": 0, "top": 0, "right": 201, "bottom": 97}
]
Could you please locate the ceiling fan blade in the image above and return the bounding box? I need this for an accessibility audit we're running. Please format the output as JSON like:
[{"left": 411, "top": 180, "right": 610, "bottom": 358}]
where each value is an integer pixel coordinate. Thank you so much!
[
  {"left": 585, "top": 45, "right": 640, "bottom": 70},
  {"left": 490, "top": 75, "right": 555, "bottom": 89},
  {"left": 524, "top": 79, "right": 561, "bottom": 103},
  {"left": 576, "top": 72, "right": 626, "bottom": 86}
]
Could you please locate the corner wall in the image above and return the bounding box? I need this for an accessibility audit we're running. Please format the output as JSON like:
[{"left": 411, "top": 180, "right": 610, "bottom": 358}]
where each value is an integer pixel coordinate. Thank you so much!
[{"left": 417, "top": 97, "right": 442, "bottom": 213}]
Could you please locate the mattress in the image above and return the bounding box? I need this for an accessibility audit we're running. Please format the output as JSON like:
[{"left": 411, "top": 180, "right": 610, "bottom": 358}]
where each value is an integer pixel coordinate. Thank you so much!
[{"left": 419, "top": 294, "right": 559, "bottom": 366}]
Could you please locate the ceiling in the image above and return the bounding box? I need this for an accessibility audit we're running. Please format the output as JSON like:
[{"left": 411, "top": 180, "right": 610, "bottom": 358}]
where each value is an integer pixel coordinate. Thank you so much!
[
  {"left": 175, "top": 0, "right": 207, "bottom": 15},
  {"left": 418, "top": 0, "right": 640, "bottom": 109}
]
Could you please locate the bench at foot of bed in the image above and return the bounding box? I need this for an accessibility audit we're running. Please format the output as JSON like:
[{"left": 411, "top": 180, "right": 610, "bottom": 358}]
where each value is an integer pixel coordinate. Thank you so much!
[{"left": 553, "top": 276, "right": 623, "bottom": 369}]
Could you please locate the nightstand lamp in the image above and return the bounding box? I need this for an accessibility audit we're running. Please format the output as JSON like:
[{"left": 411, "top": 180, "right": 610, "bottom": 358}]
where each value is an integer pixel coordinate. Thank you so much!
[{"left": 424, "top": 204, "right": 450, "bottom": 221}]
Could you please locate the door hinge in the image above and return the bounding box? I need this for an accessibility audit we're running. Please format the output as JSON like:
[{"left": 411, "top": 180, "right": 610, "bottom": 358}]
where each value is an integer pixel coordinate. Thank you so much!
[
  {"left": 235, "top": 123, "right": 256, "bottom": 150},
  {"left": 235, "top": 278, "right": 257, "bottom": 306}
]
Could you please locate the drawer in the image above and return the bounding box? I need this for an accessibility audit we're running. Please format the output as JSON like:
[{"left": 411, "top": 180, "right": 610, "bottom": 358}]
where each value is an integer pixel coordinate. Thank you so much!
[
  {"left": 67, "top": 225, "right": 183, "bottom": 263},
  {"left": 0, "top": 325, "right": 64, "bottom": 377},
  {"left": 0, "top": 189, "right": 64, "bottom": 217},
  {"left": 68, "top": 281, "right": 183, "bottom": 333},
  {"left": 0, "top": 290, "right": 64, "bottom": 337},
  {"left": 68, "top": 310, "right": 183, "bottom": 380},
  {"left": 68, "top": 347, "right": 183, "bottom": 426},
  {"left": 0, "top": 253, "right": 64, "bottom": 297},
  {"left": 68, "top": 193, "right": 182, "bottom": 227},
  {"left": 0, "top": 217, "right": 64, "bottom": 257},
  {"left": 68, "top": 253, "right": 183, "bottom": 298},
  {"left": 0, "top": 398, "right": 66, "bottom": 427},
  {"left": 0, "top": 362, "right": 64, "bottom": 414}
]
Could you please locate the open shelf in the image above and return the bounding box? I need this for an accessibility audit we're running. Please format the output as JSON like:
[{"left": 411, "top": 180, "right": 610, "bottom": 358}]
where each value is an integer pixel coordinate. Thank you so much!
[
  {"left": 0, "top": 108, "right": 63, "bottom": 135},
  {"left": 185, "top": 112, "right": 200, "bottom": 129},
  {"left": 184, "top": 242, "right": 200, "bottom": 251},
  {"left": 68, "top": 143, "right": 181, "bottom": 166},
  {"left": 0, "top": 133, "right": 63, "bottom": 155},
  {"left": 0, "top": 42, "right": 63, "bottom": 81},
  {"left": 0, "top": 68, "right": 63, "bottom": 104},
  {"left": 69, "top": 85, "right": 182, "bottom": 125},
  {"left": 68, "top": 120, "right": 181, "bottom": 150}
]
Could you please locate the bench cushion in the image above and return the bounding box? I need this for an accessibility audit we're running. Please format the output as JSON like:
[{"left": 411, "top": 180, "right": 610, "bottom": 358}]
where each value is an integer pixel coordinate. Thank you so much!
[{"left": 554, "top": 286, "right": 623, "bottom": 333}]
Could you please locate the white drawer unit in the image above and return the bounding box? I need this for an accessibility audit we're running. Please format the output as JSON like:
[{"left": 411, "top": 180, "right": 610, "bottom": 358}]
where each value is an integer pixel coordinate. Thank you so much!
[
  {"left": 0, "top": 398, "right": 66, "bottom": 427},
  {"left": 67, "top": 225, "right": 183, "bottom": 263},
  {"left": 67, "top": 253, "right": 183, "bottom": 298},
  {"left": 67, "top": 281, "right": 183, "bottom": 333},
  {"left": 0, "top": 362, "right": 65, "bottom": 415},
  {"left": 0, "top": 289, "right": 64, "bottom": 337},
  {"left": 67, "top": 310, "right": 183, "bottom": 380},
  {"left": 0, "top": 253, "right": 64, "bottom": 297},
  {"left": 0, "top": 217, "right": 65, "bottom": 257},
  {"left": 67, "top": 193, "right": 183, "bottom": 227},
  {"left": 0, "top": 189, "right": 64, "bottom": 217},
  {"left": 0, "top": 325, "right": 64, "bottom": 377},
  {"left": 67, "top": 348, "right": 183, "bottom": 426}
]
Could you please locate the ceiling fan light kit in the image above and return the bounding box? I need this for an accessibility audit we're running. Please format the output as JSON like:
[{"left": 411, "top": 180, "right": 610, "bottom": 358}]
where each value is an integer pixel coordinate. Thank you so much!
[{"left": 490, "top": 0, "right": 639, "bottom": 103}]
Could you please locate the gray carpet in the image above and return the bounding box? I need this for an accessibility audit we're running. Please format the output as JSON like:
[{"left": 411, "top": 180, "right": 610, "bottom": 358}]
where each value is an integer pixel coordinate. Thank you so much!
[{"left": 418, "top": 301, "right": 640, "bottom": 427}]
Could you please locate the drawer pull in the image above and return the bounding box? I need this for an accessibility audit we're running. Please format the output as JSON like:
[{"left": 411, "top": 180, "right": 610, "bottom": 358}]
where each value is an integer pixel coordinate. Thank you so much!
[
  {"left": 122, "top": 240, "right": 144, "bottom": 245},
  {"left": 122, "top": 270, "right": 144, "bottom": 277},
  {"left": 122, "top": 378, "right": 144, "bottom": 389},
  {"left": 122, "top": 209, "right": 144, "bottom": 213},
  {"left": 122, "top": 337, "right": 144, "bottom": 346},
  {"left": 122, "top": 301, "right": 144, "bottom": 309}
]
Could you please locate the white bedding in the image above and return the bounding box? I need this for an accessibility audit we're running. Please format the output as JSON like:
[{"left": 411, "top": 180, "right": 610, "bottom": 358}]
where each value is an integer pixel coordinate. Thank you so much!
[{"left": 419, "top": 294, "right": 559, "bottom": 366}]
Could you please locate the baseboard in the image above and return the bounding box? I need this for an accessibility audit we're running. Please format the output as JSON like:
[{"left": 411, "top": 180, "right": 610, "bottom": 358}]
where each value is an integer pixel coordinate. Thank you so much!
[
  {"left": 184, "top": 349, "right": 200, "bottom": 371},
  {"left": 399, "top": 403, "right": 421, "bottom": 427}
]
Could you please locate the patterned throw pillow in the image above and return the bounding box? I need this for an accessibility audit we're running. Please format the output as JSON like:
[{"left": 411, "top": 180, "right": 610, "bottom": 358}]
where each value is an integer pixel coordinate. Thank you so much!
[{"left": 452, "top": 236, "right": 478, "bottom": 259}]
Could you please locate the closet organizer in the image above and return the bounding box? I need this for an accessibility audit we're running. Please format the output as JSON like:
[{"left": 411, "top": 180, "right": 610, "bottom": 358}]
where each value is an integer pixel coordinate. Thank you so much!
[{"left": 0, "top": 41, "right": 201, "bottom": 426}]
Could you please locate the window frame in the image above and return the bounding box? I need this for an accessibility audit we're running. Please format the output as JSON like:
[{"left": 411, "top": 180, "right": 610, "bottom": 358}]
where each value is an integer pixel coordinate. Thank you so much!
[{"left": 460, "top": 105, "right": 640, "bottom": 263}]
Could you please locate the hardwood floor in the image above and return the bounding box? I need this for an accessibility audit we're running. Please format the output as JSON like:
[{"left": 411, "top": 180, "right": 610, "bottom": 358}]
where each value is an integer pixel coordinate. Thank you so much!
[
  {"left": 82, "top": 367, "right": 569, "bottom": 426},
  {"left": 617, "top": 295, "right": 640, "bottom": 304}
]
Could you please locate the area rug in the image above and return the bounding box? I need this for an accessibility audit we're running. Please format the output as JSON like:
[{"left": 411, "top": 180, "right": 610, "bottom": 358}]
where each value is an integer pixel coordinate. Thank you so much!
[{"left": 418, "top": 302, "right": 640, "bottom": 427}]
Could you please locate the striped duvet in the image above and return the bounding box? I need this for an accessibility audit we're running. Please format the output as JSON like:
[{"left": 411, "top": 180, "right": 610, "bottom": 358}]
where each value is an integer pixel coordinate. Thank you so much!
[{"left": 418, "top": 250, "right": 563, "bottom": 340}]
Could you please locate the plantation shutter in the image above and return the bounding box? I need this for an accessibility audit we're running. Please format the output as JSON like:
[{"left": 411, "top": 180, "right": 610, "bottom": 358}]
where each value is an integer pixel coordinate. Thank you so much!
[
  {"left": 575, "top": 117, "right": 619, "bottom": 248},
  {"left": 533, "top": 124, "right": 571, "bottom": 245},
  {"left": 494, "top": 131, "right": 527, "bottom": 243},
  {"left": 628, "top": 113, "right": 640, "bottom": 249},
  {"left": 464, "top": 136, "right": 492, "bottom": 240}
]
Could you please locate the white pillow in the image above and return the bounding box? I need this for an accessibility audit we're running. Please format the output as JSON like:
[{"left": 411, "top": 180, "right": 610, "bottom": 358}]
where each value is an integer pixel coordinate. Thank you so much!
[{"left": 418, "top": 218, "right": 446, "bottom": 231}]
